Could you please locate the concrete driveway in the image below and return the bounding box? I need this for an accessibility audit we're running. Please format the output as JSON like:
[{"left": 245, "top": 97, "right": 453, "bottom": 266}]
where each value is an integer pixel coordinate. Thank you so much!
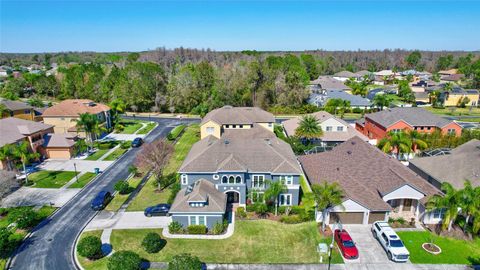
[
  {"left": 1, "top": 187, "right": 80, "bottom": 207},
  {"left": 38, "top": 159, "right": 113, "bottom": 173},
  {"left": 85, "top": 211, "right": 171, "bottom": 231}
]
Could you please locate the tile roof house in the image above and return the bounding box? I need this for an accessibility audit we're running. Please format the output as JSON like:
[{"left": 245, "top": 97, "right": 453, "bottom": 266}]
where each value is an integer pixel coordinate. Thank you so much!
[
  {"left": 308, "top": 90, "right": 372, "bottom": 108},
  {"left": 42, "top": 99, "right": 111, "bottom": 136},
  {"left": 282, "top": 111, "right": 369, "bottom": 145},
  {"left": 310, "top": 76, "right": 351, "bottom": 92},
  {"left": 299, "top": 137, "right": 442, "bottom": 225},
  {"left": 42, "top": 133, "right": 78, "bottom": 159},
  {"left": 440, "top": 88, "right": 479, "bottom": 107},
  {"left": 355, "top": 107, "right": 462, "bottom": 140},
  {"left": 408, "top": 139, "right": 480, "bottom": 190},
  {"left": 0, "top": 99, "right": 35, "bottom": 121}
]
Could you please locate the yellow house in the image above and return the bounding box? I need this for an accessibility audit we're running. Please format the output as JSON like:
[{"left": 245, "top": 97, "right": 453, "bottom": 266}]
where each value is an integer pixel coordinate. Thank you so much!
[
  {"left": 441, "top": 89, "right": 479, "bottom": 107},
  {"left": 200, "top": 106, "right": 275, "bottom": 139},
  {"left": 0, "top": 99, "right": 35, "bottom": 121}
]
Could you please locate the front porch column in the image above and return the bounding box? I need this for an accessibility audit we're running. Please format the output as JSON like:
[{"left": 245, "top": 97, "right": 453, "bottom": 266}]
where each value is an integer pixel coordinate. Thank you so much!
[
  {"left": 398, "top": 199, "right": 404, "bottom": 212},
  {"left": 415, "top": 200, "right": 420, "bottom": 220}
]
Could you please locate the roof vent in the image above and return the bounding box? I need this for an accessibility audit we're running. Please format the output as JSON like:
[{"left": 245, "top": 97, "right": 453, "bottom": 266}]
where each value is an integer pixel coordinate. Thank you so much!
[
  {"left": 336, "top": 167, "right": 340, "bottom": 171},
  {"left": 347, "top": 150, "right": 352, "bottom": 155},
  {"left": 351, "top": 141, "right": 356, "bottom": 145},
  {"left": 224, "top": 139, "right": 230, "bottom": 145},
  {"left": 223, "top": 105, "right": 233, "bottom": 109},
  {"left": 265, "top": 138, "right": 271, "bottom": 145}
]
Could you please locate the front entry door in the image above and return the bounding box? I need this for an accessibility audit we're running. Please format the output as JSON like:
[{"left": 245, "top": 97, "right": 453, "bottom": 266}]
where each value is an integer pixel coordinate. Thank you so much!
[
  {"left": 403, "top": 199, "right": 412, "bottom": 211},
  {"left": 227, "top": 192, "right": 239, "bottom": 204}
]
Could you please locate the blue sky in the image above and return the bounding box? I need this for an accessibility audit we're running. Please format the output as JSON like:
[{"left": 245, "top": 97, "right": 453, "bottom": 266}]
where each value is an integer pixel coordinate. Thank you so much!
[{"left": 1, "top": 1, "right": 479, "bottom": 52}]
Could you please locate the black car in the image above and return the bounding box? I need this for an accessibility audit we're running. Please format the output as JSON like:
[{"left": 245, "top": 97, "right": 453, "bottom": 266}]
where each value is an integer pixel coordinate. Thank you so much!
[
  {"left": 131, "top": 137, "right": 143, "bottom": 148},
  {"left": 144, "top": 204, "right": 171, "bottom": 217},
  {"left": 91, "top": 191, "right": 113, "bottom": 210}
]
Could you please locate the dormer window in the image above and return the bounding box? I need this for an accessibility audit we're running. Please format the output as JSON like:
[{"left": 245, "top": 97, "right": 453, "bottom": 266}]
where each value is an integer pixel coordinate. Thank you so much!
[
  {"left": 222, "top": 176, "right": 228, "bottom": 183},
  {"left": 181, "top": 174, "right": 188, "bottom": 185}
]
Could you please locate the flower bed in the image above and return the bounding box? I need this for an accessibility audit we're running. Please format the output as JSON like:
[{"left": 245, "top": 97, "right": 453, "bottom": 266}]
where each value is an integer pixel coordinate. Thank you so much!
[{"left": 422, "top": 243, "right": 442, "bottom": 255}]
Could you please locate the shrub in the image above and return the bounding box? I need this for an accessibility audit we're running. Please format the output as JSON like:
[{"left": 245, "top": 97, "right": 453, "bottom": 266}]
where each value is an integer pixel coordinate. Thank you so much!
[
  {"left": 245, "top": 204, "right": 256, "bottom": 212},
  {"left": 120, "top": 140, "right": 131, "bottom": 149},
  {"left": 187, "top": 225, "right": 207, "bottom": 235},
  {"left": 388, "top": 217, "right": 395, "bottom": 224},
  {"left": 236, "top": 207, "right": 247, "bottom": 218},
  {"left": 107, "top": 250, "right": 141, "bottom": 270},
  {"left": 299, "top": 208, "right": 315, "bottom": 221},
  {"left": 289, "top": 206, "right": 303, "bottom": 215},
  {"left": 0, "top": 208, "right": 8, "bottom": 216},
  {"left": 167, "top": 182, "right": 181, "bottom": 205},
  {"left": 168, "top": 253, "right": 202, "bottom": 270},
  {"left": 7, "top": 207, "right": 38, "bottom": 229},
  {"left": 168, "top": 221, "right": 183, "bottom": 234},
  {"left": 211, "top": 221, "right": 226, "bottom": 235},
  {"left": 114, "top": 124, "right": 125, "bottom": 132},
  {"left": 352, "top": 108, "right": 363, "bottom": 114},
  {"left": 77, "top": 235, "right": 103, "bottom": 260},
  {"left": 167, "top": 125, "right": 186, "bottom": 141},
  {"left": 141, "top": 232, "right": 165, "bottom": 253},
  {"left": 280, "top": 215, "right": 303, "bottom": 224},
  {"left": 278, "top": 206, "right": 287, "bottom": 215},
  {"left": 0, "top": 228, "right": 19, "bottom": 258},
  {"left": 396, "top": 217, "right": 406, "bottom": 225},
  {"left": 114, "top": 180, "right": 131, "bottom": 195},
  {"left": 254, "top": 203, "right": 269, "bottom": 217}
]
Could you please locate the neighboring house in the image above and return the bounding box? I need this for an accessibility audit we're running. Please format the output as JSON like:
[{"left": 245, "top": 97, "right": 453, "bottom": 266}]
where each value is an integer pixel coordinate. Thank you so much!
[
  {"left": 41, "top": 133, "right": 77, "bottom": 159},
  {"left": 200, "top": 105, "right": 275, "bottom": 139},
  {"left": 440, "top": 74, "right": 465, "bottom": 83},
  {"left": 438, "top": 69, "right": 458, "bottom": 76},
  {"left": 408, "top": 139, "right": 480, "bottom": 190},
  {"left": 366, "top": 87, "right": 398, "bottom": 100},
  {"left": 308, "top": 90, "right": 371, "bottom": 108},
  {"left": 0, "top": 99, "right": 35, "bottom": 121},
  {"left": 0, "top": 68, "right": 8, "bottom": 77},
  {"left": 414, "top": 92, "right": 430, "bottom": 105},
  {"left": 332, "top": 71, "right": 357, "bottom": 82},
  {"left": 169, "top": 179, "right": 227, "bottom": 229},
  {"left": 0, "top": 117, "right": 54, "bottom": 169},
  {"left": 354, "top": 70, "right": 372, "bottom": 78},
  {"left": 282, "top": 111, "right": 369, "bottom": 146},
  {"left": 42, "top": 99, "right": 112, "bottom": 137},
  {"left": 310, "top": 76, "right": 351, "bottom": 92},
  {"left": 439, "top": 88, "right": 479, "bottom": 107},
  {"left": 355, "top": 107, "right": 462, "bottom": 140},
  {"left": 299, "top": 137, "right": 443, "bottom": 225}
]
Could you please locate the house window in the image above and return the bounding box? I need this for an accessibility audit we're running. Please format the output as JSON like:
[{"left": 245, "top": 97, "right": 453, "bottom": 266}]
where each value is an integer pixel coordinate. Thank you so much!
[
  {"left": 252, "top": 175, "right": 265, "bottom": 188},
  {"left": 181, "top": 174, "right": 188, "bottom": 185},
  {"left": 229, "top": 176, "right": 235, "bottom": 184},
  {"left": 225, "top": 125, "right": 230, "bottom": 128},
  {"left": 279, "top": 194, "right": 292, "bottom": 206},
  {"left": 392, "top": 129, "right": 401, "bottom": 133},
  {"left": 433, "top": 209, "right": 445, "bottom": 219},
  {"left": 206, "top": 127, "right": 215, "bottom": 134},
  {"left": 427, "top": 127, "right": 431, "bottom": 131},
  {"left": 198, "top": 216, "right": 206, "bottom": 226},
  {"left": 279, "top": 176, "right": 293, "bottom": 186},
  {"left": 239, "top": 125, "right": 243, "bottom": 128},
  {"left": 232, "top": 125, "right": 237, "bottom": 128},
  {"left": 251, "top": 191, "right": 264, "bottom": 203},
  {"left": 336, "top": 126, "right": 344, "bottom": 132},
  {"left": 213, "top": 174, "right": 219, "bottom": 180},
  {"left": 447, "top": 129, "right": 456, "bottom": 135},
  {"left": 222, "top": 176, "right": 228, "bottom": 184},
  {"left": 190, "top": 216, "right": 197, "bottom": 225},
  {"left": 235, "top": 176, "right": 242, "bottom": 184},
  {"left": 326, "top": 126, "right": 333, "bottom": 131}
]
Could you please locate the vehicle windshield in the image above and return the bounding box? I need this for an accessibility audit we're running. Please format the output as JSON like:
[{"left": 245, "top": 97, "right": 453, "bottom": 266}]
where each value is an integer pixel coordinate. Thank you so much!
[
  {"left": 390, "top": 239, "right": 404, "bottom": 248},
  {"left": 343, "top": 240, "right": 355, "bottom": 247}
]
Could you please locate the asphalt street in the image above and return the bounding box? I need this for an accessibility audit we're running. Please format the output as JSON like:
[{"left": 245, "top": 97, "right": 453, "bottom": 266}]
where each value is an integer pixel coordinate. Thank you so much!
[{"left": 9, "top": 117, "right": 199, "bottom": 270}]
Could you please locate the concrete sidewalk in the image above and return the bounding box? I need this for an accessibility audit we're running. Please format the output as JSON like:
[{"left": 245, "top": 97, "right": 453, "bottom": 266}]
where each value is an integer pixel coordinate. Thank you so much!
[
  {"left": 38, "top": 159, "right": 113, "bottom": 173},
  {"left": 85, "top": 211, "right": 171, "bottom": 231}
]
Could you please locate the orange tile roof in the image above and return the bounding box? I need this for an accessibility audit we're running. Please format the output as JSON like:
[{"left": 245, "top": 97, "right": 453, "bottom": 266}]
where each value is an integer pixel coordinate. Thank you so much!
[{"left": 42, "top": 99, "right": 110, "bottom": 117}]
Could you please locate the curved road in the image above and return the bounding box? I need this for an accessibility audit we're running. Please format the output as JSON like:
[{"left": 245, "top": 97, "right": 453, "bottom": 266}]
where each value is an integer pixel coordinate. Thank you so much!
[{"left": 9, "top": 117, "right": 198, "bottom": 270}]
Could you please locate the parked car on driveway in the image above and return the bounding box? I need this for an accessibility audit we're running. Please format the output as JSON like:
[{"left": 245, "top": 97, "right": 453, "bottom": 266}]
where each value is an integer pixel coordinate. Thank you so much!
[
  {"left": 371, "top": 221, "right": 410, "bottom": 262},
  {"left": 131, "top": 137, "right": 143, "bottom": 148},
  {"left": 91, "top": 191, "right": 113, "bottom": 211},
  {"left": 144, "top": 204, "right": 170, "bottom": 217},
  {"left": 334, "top": 229, "right": 359, "bottom": 259}
]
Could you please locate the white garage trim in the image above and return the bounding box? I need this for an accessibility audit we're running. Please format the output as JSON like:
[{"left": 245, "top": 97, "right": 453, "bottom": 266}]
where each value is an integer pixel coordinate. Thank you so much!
[{"left": 382, "top": 184, "right": 425, "bottom": 201}]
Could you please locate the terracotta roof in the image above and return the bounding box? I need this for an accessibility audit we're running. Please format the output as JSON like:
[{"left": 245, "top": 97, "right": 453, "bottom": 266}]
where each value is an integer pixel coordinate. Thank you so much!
[
  {"left": 299, "top": 137, "right": 441, "bottom": 210},
  {"left": 201, "top": 106, "right": 274, "bottom": 125},
  {"left": 365, "top": 107, "right": 455, "bottom": 128},
  {"left": 409, "top": 139, "right": 480, "bottom": 189},
  {"left": 170, "top": 179, "right": 226, "bottom": 213},
  {"left": 43, "top": 133, "right": 76, "bottom": 148},
  {"left": 0, "top": 117, "right": 53, "bottom": 147},
  {"left": 179, "top": 126, "right": 302, "bottom": 174},
  {"left": 42, "top": 99, "right": 110, "bottom": 117},
  {"left": 0, "top": 99, "right": 32, "bottom": 111}
]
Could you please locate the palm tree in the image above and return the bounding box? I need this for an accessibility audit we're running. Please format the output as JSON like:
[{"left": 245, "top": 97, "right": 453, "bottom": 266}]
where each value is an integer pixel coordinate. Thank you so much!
[
  {"left": 294, "top": 115, "right": 323, "bottom": 141},
  {"left": 0, "top": 145, "right": 15, "bottom": 171},
  {"left": 311, "top": 182, "right": 344, "bottom": 231},
  {"left": 407, "top": 130, "right": 428, "bottom": 154},
  {"left": 427, "top": 182, "right": 460, "bottom": 232},
  {"left": 264, "top": 180, "right": 287, "bottom": 216},
  {"left": 459, "top": 180, "right": 478, "bottom": 232},
  {"left": 74, "top": 113, "right": 103, "bottom": 149},
  {"left": 12, "top": 141, "right": 39, "bottom": 185},
  {"left": 377, "top": 131, "right": 412, "bottom": 160},
  {"left": 109, "top": 99, "right": 126, "bottom": 126},
  {"left": 372, "top": 94, "right": 392, "bottom": 110}
]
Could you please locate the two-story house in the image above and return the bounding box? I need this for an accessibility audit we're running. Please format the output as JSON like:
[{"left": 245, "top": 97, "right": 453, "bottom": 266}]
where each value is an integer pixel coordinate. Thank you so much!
[
  {"left": 42, "top": 99, "right": 111, "bottom": 137},
  {"left": 0, "top": 99, "right": 35, "bottom": 121},
  {"left": 170, "top": 106, "right": 303, "bottom": 229},
  {"left": 355, "top": 107, "right": 462, "bottom": 141}
]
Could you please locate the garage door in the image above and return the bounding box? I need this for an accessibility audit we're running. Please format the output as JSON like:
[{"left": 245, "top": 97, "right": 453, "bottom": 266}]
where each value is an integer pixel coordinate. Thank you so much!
[
  {"left": 330, "top": 212, "right": 364, "bottom": 224},
  {"left": 47, "top": 149, "right": 71, "bottom": 159},
  {"left": 368, "top": 212, "right": 387, "bottom": 224}
]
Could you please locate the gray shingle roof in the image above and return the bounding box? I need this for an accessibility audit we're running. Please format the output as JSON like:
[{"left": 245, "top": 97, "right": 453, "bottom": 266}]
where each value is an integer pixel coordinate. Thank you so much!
[
  {"left": 409, "top": 139, "right": 480, "bottom": 189},
  {"left": 179, "top": 126, "right": 302, "bottom": 174},
  {"left": 299, "top": 137, "right": 441, "bottom": 210},
  {"left": 309, "top": 90, "right": 371, "bottom": 107},
  {"left": 170, "top": 179, "right": 226, "bottom": 213},
  {"left": 201, "top": 106, "right": 274, "bottom": 125},
  {"left": 43, "top": 133, "right": 76, "bottom": 148},
  {"left": 310, "top": 76, "right": 350, "bottom": 91},
  {"left": 365, "top": 107, "right": 454, "bottom": 128},
  {"left": 0, "top": 99, "right": 32, "bottom": 111},
  {"left": 333, "top": 71, "right": 356, "bottom": 78},
  {"left": 0, "top": 117, "right": 53, "bottom": 147}
]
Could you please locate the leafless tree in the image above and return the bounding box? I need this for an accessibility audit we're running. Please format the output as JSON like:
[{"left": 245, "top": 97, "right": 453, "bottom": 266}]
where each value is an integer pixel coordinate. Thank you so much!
[{"left": 134, "top": 139, "right": 174, "bottom": 190}]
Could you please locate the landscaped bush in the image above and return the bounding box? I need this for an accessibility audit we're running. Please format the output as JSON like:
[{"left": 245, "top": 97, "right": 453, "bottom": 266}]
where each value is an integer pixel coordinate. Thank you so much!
[
  {"left": 7, "top": 207, "right": 39, "bottom": 229},
  {"left": 187, "top": 225, "right": 207, "bottom": 235},
  {"left": 0, "top": 228, "right": 20, "bottom": 258},
  {"left": 396, "top": 217, "right": 406, "bottom": 225},
  {"left": 254, "top": 203, "right": 269, "bottom": 218},
  {"left": 245, "top": 204, "right": 256, "bottom": 212},
  {"left": 236, "top": 207, "right": 247, "bottom": 218},
  {"left": 114, "top": 124, "right": 125, "bottom": 132},
  {"left": 278, "top": 206, "right": 287, "bottom": 215},
  {"left": 168, "top": 221, "right": 183, "bottom": 234},
  {"left": 168, "top": 253, "right": 202, "bottom": 270},
  {"left": 107, "top": 250, "right": 141, "bottom": 270},
  {"left": 280, "top": 215, "right": 303, "bottom": 224},
  {"left": 0, "top": 208, "right": 8, "bottom": 216},
  {"left": 120, "top": 140, "right": 131, "bottom": 149},
  {"left": 141, "top": 232, "right": 165, "bottom": 253},
  {"left": 299, "top": 208, "right": 315, "bottom": 221},
  {"left": 77, "top": 235, "right": 103, "bottom": 260},
  {"left": 95, "top": 141, "right": 118, "bottom": 150},
  {"left": 289, "top": 206, "right": 303, "bottom": 215},
  {"left": 167, "top": 125, "right": 186, "bottom": 141},
  {"left": 352, "top": 108, "right": 363, "bottom": 114},
  {"left": 211, "top": 220, "right": 228, "bottom": 235},
  {"left": 114, "top": 180, "right": 131, "bottom": 195}
]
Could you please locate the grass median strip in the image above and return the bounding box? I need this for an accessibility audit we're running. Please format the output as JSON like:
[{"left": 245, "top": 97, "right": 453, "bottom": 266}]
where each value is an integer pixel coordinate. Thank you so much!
[
  {"left": 85, "top": 149, "right": 109, "bottom": 161},
  {"left": 137, "top": 122, "right": 157, "bottom": 135},
  {"left": 29, "top": 170, "right": 79, "bottom": 188},
  {"left": 103, "top": 148, "right": 127, "bottom": 161},
  {"left": 68, "top": 172, "right": 97, "bottom": 189},
  {"left": 105, "top": 176, "right": 144, "bottom": 212}
]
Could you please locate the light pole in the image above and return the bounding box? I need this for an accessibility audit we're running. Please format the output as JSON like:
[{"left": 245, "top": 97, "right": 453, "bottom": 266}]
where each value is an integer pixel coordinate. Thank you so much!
[
  {"left": 73, "top": 162, "right": 79, "bottom": 183},
  {"left": 328, "top": 243, "right": 333, "bottom": 270}
]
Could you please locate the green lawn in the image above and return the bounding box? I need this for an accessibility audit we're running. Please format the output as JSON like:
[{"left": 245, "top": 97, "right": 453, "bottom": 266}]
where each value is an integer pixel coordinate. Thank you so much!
[
  {"left": 424, "top": 106, "right": 480, "bottom": 117},
  {"left": 167, "top": 124, "right": 186, "bottom": 140},
  {"left": 68, "top": 172, "right": 97, "bottom": 189},
  {"left": 340, "top": 113, "right": 363, "bottom": 120},
  {"left": 119, "top": 120, "right": 145, "bottom": 134},
  {"left": 77, "top": 230, "right": 108, "bottom": 270},
  {"left": 398, "top": 231, "right": 480, "bottom": 264},
  {"left": 137, "top": 122, "right": 157, "bottom": 135},
  {"left": 29, "top": 170, "right": 79, "bottom": 188},
  {"left": 105, "top": 176, "right": 143, "bottom": 212},
  {"left": 103, "top": 148, "right": 127, "bottom": 161},
  {"left": 85, "top": 149, "right": 109, "bottom": 161},
  {"left": 457, "top": 117, "right": 480, "bottom": 123},
  {"left": 78, "top": 220, "right": 342, "bottom": 269},
  {"left": 126, "top": 124, "right": 200, "bottom": 211}
]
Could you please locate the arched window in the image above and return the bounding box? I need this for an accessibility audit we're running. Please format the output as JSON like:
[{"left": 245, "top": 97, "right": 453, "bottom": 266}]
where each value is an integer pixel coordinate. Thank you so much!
[
  {"left": 229, "top": 176, "right": 235, "bottom": 184},
  {"left": 235, "top": 176, "right": 242, "bottom": 184},
  {"left": 222, "top": 176, "right": 228, "bottom": 184}
]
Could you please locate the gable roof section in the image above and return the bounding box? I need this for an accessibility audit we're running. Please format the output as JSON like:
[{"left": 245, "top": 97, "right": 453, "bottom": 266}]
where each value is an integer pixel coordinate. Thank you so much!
[
  {"left": 179, "top": 126, "right": 302, "bottom": 174},
  {"left": 43, "top": 133, "right": 76, "bottom": 148},
  {"left": 299, "top": 137, "right": 440, "bottom": 210},
  {"left": 43, "top": 99, "right": 110, "bottom": 117},
  {"left": 365, "top": 107, "right": 453, "bottom": 128},
  {"left": 0, "top": 117, "right": 53, "bottom": 147},
  {"left": 310, "top": 76, "right": 350, "bottom": 91},
  {"left": 333, "top": 71, "right": 356, "bottom": 78},
  {"left": 170, "top": 179, "right": 226, "bottom": 213},
  {"left": 201, "top": 106, "right": 274, "bottom": 126},
  {"left": 0, "top": 99, "right": 32, "bottom": 111}
]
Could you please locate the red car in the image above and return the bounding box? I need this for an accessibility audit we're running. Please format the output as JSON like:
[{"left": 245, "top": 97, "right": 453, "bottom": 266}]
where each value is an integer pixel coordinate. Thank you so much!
[{"left": 334, "top": 229, "right": 359, "bottom": 259}]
